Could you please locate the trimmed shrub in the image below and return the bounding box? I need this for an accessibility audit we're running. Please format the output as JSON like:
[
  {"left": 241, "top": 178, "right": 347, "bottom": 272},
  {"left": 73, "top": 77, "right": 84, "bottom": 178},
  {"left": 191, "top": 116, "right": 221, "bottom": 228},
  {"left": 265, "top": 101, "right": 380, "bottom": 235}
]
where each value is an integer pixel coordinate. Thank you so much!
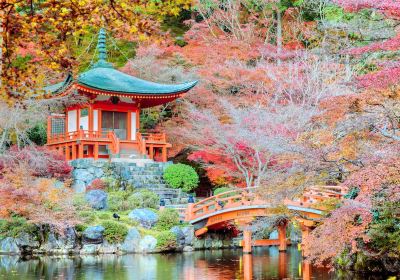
[
  {"left": 27, "top": 123, "right": 47, "bottom": 146},
  {"left": 163, "top": 163, "right": 199, "bottom": 192},
  {"left": 127, "top": 189, "right": 159, "bottom": 209},
  {"left": 156, "top": 208, "right": 180, "bottom": 230},
  {"left": 156, "top": 231, "right": 177, "bottom": 250},
  {"left": 101, "top": 220, "right": 129, "bottom": 244}
]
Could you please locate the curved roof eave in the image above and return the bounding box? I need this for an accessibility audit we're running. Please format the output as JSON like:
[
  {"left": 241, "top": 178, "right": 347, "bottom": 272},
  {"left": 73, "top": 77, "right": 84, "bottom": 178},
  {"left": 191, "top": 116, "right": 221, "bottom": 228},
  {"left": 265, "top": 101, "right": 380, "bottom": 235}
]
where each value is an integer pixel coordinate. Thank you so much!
[
  {"left": 44, "top": 73, "right": 74, "bottom": 95},
  {"left": 77, "top": 79, "right": 198, "bottom": 96},
  {"left": 76, "top": 67, "right": 198, "bottom": 95}
]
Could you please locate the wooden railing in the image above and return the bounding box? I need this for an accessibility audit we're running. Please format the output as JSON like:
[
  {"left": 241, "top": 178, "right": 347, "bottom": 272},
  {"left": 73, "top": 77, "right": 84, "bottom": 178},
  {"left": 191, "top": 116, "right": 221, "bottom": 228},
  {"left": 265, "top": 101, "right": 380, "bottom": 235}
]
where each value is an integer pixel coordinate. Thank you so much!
[
  {"left": 136, "top": 132, "right": 147, "bottom": 155},
  {"left": 185, "top": 185, "right": 350, "bottom": 223},
  {"left": 48, "top": 130, "right": 109, "bottom": 144},
  {"left": 186, "top": 187, "right": 266, "bottom": 221},
  {"left": 107, "top": 131, "right": 120, "bottom": 155},
  {"left": 141, "top": 132, "right": 166, "bottom": 143}
]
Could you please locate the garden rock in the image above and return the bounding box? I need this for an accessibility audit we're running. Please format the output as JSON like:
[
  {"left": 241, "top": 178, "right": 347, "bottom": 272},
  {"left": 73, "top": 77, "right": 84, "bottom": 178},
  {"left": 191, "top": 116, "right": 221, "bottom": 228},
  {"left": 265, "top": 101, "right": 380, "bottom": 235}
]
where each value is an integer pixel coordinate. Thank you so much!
[
  {"left": 72, "top": 169, "right": 94, "bottom": 183},
  {"left": 41, "top": 228, "right": 77, "bottom": 253},
  {"left": 83, "top": 226, "right": 105, "bottom": 244},
  {"left": 0, "top": 238, "right": 20, "bottom": 254},
  {"left": 181, "top": 226, "right": 194, "bottom": 246},
  {"left": 121, "top": 227, "right": 141, "bottom": 253},
  {"left": 85, "top": 190, "right": 108, "bottom": 210},
  {"left": 15, "top": 233, "right": 40, "bottom": 254},
  {"left": 72, "top": 180, "right": 86, "bottom": 193},
  {"left": 128, "top": 209, "right": 158, "bottom": 229},
  {"left": 138, "top": 235, "right": 157, "bottom": 252},
  {"left": 170, "top": 226, "right": 185, "bottom": 247},
  {"left": 183, "top": 246, "right": 194, "bottom": 252}
]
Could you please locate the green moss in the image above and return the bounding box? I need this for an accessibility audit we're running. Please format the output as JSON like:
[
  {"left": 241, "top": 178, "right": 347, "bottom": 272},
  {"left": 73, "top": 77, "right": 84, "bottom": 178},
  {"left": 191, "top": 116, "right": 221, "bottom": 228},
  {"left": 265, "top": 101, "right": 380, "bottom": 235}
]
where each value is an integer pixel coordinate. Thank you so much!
[
  {"left": 73, "top": 194, "right": 91, "bottom": 211},
  {"left": 101, "top": 220, "right": 129, "bottom": 244},
  {"left": 126, "top": 189, "right": 159, "bottom": 209},
  {"left": 156, "top": 209, "right": 180, "bottom": 230},
  {"left": 156, "top": 231, "right": 177, "bottom": 250},
  {"left": 108, "top": 189, "right": 159, "bottom": 211},
  {"left": 0, "top": 216, "right": 38, "bottom": 239}
]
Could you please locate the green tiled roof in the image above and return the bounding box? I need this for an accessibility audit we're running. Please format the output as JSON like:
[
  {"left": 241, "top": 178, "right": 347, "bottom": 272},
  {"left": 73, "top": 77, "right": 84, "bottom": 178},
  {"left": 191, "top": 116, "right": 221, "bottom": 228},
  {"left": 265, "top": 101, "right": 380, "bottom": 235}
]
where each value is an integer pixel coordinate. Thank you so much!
[{"left": 77, "top": 67, "right": 198, "bottom": 94}]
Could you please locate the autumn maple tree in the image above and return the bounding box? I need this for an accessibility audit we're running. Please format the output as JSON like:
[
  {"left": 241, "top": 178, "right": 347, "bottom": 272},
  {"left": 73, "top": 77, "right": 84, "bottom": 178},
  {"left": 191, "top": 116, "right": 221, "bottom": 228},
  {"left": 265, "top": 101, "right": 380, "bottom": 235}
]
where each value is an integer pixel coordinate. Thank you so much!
[{"left": 0, "top": 0, "right": 193, "bottom": 99}]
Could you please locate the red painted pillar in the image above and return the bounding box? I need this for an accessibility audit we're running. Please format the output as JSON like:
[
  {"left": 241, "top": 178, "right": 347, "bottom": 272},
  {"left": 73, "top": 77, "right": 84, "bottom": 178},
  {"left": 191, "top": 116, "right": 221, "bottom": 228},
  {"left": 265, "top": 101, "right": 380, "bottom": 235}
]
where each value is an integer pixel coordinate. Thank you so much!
[
  {"left": 162, "top": 146, "right": 167, "bottom": 162},
  {"left": 47, "top": 116, "right": 52, "bottom": 143},
  {"left": 94, "top": 143, "right": 99, "bottom": 160},
  {"left": 71, "top": 144, "right": 77, "bottom": 160},
  {"left": 278, "top": 223, "right": 287, "bottom": 252},
  {"left": 243, "top": 230, "right": 252, "bottom": 254},
  {"left": 303, "top": 261, "right": 312, "bottom": 280},
  {"left": 243, "top": 253, "right": 253, "bottom": 280},
  {"left": 65, "top": 145, "right": 70, "bottom": 161},
  {"left": 278, "top": 252, "right": 287, "bottom": 279}
]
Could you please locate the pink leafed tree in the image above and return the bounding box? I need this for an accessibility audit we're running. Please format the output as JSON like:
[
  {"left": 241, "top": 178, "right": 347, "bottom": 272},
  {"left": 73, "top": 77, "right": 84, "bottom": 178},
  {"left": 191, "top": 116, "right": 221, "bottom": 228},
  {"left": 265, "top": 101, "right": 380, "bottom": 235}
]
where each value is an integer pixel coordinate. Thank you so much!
[
  {"left": 333, "top": 0, "right": 400, "bottom": 89},
  {"left": 185, "top": 98, "right": 315, "bottom": 189}
]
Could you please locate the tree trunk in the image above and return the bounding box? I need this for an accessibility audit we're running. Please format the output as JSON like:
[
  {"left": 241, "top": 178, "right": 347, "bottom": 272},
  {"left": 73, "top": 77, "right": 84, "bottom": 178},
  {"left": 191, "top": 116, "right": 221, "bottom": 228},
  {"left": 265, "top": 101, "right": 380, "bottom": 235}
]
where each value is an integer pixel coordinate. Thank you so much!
[
  {"left": 276, "top": 8, "right": 282, "bottom": 66},
  {"left": 0, "top": 8, "right": 3, "bottom": 88}
]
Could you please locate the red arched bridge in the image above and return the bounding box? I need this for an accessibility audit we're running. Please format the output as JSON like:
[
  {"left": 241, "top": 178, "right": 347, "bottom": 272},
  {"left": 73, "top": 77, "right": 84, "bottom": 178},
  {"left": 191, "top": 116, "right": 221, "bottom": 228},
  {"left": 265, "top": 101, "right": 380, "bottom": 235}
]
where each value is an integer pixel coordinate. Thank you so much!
[{"left": 183, "top": 185, "right": 348, "bottom": 253}]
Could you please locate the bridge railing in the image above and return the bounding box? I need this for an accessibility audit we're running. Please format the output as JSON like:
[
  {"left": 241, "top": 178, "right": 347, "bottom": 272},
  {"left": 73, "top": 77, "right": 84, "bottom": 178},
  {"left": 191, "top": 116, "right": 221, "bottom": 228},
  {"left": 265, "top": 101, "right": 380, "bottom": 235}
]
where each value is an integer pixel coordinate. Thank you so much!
[{"left": 186, "top": 187, "right": 267, "bottom": 221}]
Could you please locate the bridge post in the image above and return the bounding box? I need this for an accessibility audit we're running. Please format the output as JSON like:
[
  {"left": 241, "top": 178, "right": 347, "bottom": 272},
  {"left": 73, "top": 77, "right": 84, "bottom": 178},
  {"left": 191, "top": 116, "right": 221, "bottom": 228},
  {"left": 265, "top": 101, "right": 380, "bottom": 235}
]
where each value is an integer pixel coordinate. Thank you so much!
[
  {"left": 278, "top": 251, "right": 287, "bottom": 279},
  {"left": 185, "top": 195, "right": 195, "bottom": 221},
  {"left": 278, "top": 222, "right": 288, "bottom": 252},
  {"left": 243, "top": 253, "right": 253, "bottom": 280},
  {"left": 243, "top": 229, "right": 252, "bottom": 254},
  {"left": 302, "top": 261, "right": 312, "bottom": 280},
  {"left": 300, "top": 224, "right": 312, "bottom": 257}
]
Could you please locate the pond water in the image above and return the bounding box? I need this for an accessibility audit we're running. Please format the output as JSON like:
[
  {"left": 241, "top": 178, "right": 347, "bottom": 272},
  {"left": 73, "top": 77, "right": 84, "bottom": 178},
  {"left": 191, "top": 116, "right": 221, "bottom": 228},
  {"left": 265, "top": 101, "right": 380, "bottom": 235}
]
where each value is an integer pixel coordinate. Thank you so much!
[{"left": 0, "top": 247, "right": 388, "bottom": 280}]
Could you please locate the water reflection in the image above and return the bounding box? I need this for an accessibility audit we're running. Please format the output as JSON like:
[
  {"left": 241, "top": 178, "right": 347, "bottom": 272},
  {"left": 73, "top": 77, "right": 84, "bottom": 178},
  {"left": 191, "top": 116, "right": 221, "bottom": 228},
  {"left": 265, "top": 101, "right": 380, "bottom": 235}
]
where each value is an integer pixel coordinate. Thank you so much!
[{"left": 0, "top": 247, "right": 387, "bottom": 280}]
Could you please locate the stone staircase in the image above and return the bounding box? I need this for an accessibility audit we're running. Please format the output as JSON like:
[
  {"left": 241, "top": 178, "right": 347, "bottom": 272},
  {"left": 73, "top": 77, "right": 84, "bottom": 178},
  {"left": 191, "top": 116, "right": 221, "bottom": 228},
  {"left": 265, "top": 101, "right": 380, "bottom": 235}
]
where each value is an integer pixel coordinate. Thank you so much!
[{"left": 113, "top": 159, "right": 189, "bottom": 204}]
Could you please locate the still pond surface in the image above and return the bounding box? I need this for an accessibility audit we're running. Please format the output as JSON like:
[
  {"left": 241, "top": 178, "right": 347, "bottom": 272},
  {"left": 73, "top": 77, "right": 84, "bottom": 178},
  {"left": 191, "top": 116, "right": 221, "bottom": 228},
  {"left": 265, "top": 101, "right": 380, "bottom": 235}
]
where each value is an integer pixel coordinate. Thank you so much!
[{"left": 0, "top": 247, "right": 388, "bottom": 280}]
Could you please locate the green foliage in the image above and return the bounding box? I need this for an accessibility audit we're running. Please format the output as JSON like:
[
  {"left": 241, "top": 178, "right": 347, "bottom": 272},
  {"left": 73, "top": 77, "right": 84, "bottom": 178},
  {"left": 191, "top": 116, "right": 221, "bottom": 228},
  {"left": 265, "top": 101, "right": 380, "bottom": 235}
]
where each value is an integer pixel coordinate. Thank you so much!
[
  {"left": 126, "top": 189, "right": 160, "bottom": 209},
  {"left": 156, "top": 231, "right": 177, "bottom": 250},
  {"left": 108, "top": 189, "right": 159, "bottom": 211},
  {"left": 140, "top": 108, "right": 171, "bottom": 130},
  {"left": 101, "top": 220, "right": 129, "bottom": 244},
  {"left": 156, "top": 208, "right": 180, "bottom": 230},
  {"left": 27, "top": 122, "right": 47, "bottom": 146},
  {"left": 163, "top": 163, "right": 199, "bottom": 192},
  {"left": 313, "top": 198, "right": 342, "bottom": 212},
  {"left": 107, "top": 191, "right": 130, "bottom": 212},
  {"left": 344, "top": 187, "right": 360, "bottom": 199},
  {"left": 0, "top": 216, "right": 37, "bottom": 239},
  {"left": 368, "top": 200, "right": 400, "bottom": 256},
  {"left": 73, "top": 194, "right": 91, "bottom": 211},
  {"left": 323, "top": 5, "right": 354, "bottom": 22}
]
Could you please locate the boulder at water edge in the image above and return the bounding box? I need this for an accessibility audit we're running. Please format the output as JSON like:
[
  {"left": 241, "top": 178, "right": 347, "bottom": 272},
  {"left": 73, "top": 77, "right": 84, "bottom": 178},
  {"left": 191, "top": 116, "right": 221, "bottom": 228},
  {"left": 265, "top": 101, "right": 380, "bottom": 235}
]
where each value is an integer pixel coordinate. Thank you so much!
[
  {"left": 170, "top": 226, "right": 185, "bottom": 248},
  {"left": 83, "top": 226, "right": 105, "bottom": 244},
  {"left": 0, "top": 238, "right": 20, "bottom": 254},
  {"left": 85, "top": 190, "right": 108, "bottom": 210},
  {"left": 138, "top": 235, "right": 157, "bottom": 253},
  {"left": 128, "top": 209, "right": 158, "bottom": 229},
  {"left": 121, "top": 227, "right": 141, "bottom": 253}
]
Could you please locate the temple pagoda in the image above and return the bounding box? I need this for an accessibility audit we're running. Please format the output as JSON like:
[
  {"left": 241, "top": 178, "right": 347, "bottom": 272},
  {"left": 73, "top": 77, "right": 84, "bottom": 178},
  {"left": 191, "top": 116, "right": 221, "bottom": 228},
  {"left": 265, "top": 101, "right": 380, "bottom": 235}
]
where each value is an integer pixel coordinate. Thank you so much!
[{"left": 46, "top": 29, "right": 197, "bottom": 162}]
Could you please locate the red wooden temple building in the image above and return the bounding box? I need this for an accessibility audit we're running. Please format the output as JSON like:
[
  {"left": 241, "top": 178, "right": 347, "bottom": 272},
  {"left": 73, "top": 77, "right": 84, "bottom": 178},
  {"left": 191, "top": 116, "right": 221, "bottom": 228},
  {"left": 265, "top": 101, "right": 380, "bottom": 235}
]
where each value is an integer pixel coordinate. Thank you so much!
[{"left": 46, "top": 29, "right": 197, "bottom": 162}]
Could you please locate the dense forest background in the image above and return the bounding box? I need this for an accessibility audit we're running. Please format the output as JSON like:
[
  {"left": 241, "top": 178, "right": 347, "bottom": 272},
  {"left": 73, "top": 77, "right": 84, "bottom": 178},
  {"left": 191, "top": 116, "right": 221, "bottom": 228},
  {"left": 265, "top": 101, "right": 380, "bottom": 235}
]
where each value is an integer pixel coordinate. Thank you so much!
[{"left": 1, "top": 0, "right": 400, "bottom": 272}]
